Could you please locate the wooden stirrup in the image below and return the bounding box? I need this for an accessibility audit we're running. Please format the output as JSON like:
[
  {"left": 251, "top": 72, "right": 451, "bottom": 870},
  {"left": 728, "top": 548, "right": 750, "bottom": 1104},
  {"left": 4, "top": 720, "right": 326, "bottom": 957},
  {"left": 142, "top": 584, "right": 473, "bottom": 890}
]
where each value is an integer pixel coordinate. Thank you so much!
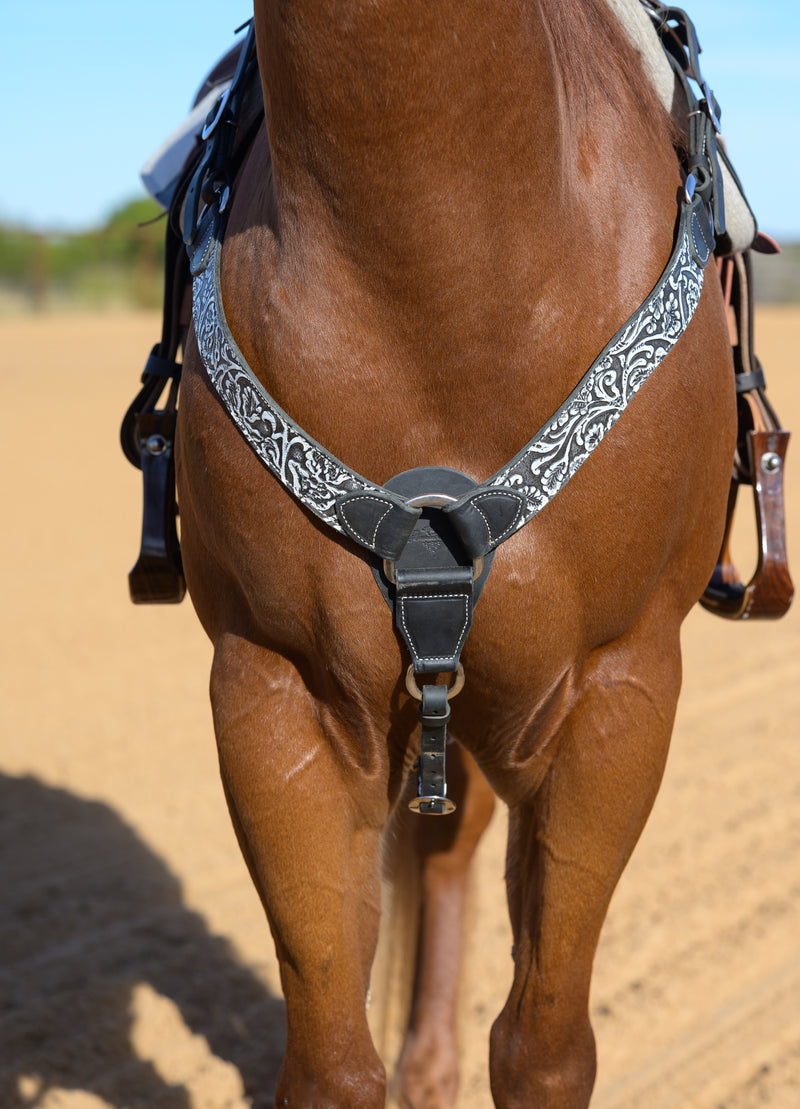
[
  {"left": 701, "top": 251, "right": 793, "bottom": 619},
  {"left": 702, "top": 431, "right": 793, "bottom": 620}
]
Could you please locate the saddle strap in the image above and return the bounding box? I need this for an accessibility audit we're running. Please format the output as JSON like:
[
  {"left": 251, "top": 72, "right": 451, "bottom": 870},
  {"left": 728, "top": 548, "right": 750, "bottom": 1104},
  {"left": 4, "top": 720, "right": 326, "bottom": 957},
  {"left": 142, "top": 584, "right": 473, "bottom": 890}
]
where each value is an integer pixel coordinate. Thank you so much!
[
  {"left": 641, "top": 0, "right": 757, "bottom": 256},
  {"left": 120, "top": 212, "right": 186, "bottom": 470},
  {"left": 122, "top": 195, "right": 187, "bottom": 604}
]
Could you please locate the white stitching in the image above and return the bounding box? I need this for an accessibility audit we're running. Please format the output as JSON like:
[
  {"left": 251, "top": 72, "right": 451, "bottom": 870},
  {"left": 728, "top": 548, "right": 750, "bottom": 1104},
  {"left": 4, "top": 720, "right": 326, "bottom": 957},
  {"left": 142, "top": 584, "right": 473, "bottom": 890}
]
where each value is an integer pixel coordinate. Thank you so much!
[
  {"left": 195, "top": 204, "right": 701, "bottom": 553},
  {"left": 398, "top": 593, "right": 470, "bottom": 663},
  {"left": 467, "top": 492, "right": 523, "bottom": 544},
  {"left": 472, "top": 500, "right": 492, "bottom": 534},
  {"left": 339, "top": 495, "right": 396, "bottom": 547}
]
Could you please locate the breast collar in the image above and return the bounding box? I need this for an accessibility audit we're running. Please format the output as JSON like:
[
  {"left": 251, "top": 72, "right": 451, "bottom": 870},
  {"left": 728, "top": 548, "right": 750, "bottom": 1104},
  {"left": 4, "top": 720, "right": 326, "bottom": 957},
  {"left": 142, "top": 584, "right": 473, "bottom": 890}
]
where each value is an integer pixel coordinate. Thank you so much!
[
  {"left": 189, "top": 192, "right": 714, "bottom": 568},
  {"left": 183, "top": 13, "right": 726, "bottom": 572}
]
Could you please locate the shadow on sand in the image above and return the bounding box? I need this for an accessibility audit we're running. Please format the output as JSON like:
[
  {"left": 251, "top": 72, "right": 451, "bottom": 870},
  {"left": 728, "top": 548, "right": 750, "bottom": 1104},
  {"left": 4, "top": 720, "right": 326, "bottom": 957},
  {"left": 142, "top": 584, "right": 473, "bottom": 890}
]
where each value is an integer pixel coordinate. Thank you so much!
[{"left": 0, "top": 773, "right": 285, "bottom": 1107}]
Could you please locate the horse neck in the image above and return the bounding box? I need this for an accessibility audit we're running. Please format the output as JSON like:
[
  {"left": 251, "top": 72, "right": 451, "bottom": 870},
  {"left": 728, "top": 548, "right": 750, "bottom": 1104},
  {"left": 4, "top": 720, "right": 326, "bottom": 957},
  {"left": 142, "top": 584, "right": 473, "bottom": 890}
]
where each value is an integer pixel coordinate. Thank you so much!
[
  {"left": 255, "top": 1, "right": 565, "bottom": 256},
  {"left": 241, "top": 0, "right": 679, "bottom": 474},
  {"left": 253, "top": 0, "right": 674, "bottom": 298}
]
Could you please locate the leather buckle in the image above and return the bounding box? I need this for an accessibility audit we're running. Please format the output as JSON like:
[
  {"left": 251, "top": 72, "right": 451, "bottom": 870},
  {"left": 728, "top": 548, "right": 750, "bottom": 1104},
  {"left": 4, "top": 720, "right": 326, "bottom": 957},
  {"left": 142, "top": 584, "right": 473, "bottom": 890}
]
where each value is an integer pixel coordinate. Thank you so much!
[{"left": 201, "top": 86, "right": 231, "bottom": 140}]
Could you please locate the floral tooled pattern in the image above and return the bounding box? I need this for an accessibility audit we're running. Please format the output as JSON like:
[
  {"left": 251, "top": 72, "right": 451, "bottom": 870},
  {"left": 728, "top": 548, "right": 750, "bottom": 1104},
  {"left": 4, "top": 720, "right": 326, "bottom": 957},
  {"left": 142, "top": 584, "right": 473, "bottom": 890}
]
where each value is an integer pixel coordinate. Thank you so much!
[
  {"left": 489, "top": 230, "right": 703, "bottom": 525},
  {"left": 193, "top": 255, "right": 370, "bottom": 532},
  {"left": 193, "top": 210, "right": 703, "bottom": 547}
]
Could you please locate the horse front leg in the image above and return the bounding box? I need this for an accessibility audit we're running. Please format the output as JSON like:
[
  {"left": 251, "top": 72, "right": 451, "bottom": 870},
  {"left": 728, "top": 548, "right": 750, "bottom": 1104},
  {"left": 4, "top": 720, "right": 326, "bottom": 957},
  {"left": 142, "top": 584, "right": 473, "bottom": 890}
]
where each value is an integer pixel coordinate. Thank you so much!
[
  {"left": 489, "top": 626, "right": 681, "bottom": 1109},
  {"left": 392, "top": 744, "right": 496, "bottom": 1109},
  {"left": 210, "top": 632, "right": 389, "bottom": 1109}
]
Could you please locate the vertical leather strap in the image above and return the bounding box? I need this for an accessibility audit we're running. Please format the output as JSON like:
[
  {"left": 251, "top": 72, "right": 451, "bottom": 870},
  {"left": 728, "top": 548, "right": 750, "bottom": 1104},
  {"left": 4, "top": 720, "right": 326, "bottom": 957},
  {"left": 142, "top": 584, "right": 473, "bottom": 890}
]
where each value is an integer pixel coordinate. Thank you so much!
[
  {"left": 128, "top": 411, "right": 186, "bottom": 604},
  {"left": 394, "top": 566, "right": 474, "bottom": 674},
  {"left": 409, "top": 684, "right": 455, "bottom": 815}
]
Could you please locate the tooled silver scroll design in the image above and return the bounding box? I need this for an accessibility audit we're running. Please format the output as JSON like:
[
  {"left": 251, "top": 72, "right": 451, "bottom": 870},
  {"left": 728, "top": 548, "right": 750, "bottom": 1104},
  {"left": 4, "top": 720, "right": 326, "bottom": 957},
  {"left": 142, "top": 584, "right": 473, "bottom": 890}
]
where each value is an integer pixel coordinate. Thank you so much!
[
  {"left": 485, "top": 226, "right": 703, "bottom": 530},
  {"left": 191, "top": 196, "right": 708, "bottom": 551},
  {"left": 193, "top": 247, "right": 378, "bottom": 535}
]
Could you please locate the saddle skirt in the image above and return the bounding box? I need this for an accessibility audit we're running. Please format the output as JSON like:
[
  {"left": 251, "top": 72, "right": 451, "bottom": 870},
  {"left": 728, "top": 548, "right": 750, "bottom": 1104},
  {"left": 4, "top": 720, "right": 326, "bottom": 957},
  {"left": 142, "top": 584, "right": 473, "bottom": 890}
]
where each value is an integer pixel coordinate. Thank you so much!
[{"left": 140, "top": 44, "right": 240, "bottom": 211}]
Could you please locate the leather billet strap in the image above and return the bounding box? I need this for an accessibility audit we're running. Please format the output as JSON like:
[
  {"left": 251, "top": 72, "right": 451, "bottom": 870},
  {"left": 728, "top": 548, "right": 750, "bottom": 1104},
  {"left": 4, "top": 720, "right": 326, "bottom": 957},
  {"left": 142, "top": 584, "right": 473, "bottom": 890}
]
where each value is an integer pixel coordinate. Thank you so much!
[
  {"left": 190, "top": 189, "right": 712, "bottom": 564},
  {"left": 184, "top": 21, "right": 260, "bottom": 256},
  {"left": 642, "top": 3, "right": 724, "bottom": 221},
  {"left": 120, "top": 207, "right": 186, "bottom": 471}
]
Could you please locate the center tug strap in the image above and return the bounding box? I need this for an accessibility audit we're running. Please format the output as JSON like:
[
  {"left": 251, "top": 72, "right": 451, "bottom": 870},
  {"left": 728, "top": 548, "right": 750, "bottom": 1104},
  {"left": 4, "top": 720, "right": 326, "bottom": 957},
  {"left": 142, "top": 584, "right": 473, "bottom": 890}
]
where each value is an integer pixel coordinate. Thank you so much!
[{"left": 184, "top": 14, "right": 719, "bottom": 813}]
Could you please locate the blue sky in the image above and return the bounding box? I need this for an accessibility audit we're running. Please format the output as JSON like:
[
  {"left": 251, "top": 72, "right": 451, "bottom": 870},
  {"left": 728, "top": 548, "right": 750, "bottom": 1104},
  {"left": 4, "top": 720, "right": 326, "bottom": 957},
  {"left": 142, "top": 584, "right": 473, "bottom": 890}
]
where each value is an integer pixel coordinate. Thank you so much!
[{"left": 2, "top": 1, "right": 798, "bottom": 238}]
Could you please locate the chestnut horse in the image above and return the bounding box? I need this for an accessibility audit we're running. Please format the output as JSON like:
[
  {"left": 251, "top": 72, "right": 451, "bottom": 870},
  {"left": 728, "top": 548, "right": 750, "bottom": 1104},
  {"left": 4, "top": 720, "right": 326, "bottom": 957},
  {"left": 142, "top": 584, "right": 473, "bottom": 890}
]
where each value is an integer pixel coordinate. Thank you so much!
[{"left": 175, "top": 1, "right": 735, "bottom": 1105}]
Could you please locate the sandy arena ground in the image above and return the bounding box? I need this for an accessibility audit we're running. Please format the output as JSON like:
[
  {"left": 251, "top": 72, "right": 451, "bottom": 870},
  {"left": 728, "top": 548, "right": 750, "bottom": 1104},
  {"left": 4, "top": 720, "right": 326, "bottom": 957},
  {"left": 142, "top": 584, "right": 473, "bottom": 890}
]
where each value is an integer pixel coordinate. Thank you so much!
[{"left": 1, "top": 307, "right": 798, "bottom": 1108}]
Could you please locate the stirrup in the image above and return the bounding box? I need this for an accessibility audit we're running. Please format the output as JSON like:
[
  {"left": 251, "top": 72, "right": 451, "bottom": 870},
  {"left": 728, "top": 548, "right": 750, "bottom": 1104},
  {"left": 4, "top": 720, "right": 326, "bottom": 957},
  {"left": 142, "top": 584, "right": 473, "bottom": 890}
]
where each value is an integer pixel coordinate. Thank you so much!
[
  {"left": 121, "top": 173, "right": 190, "bottom": 604},
  {"left": 701, "top": 251, "right": 793, "bottom": 619},
  {"left": 128, "top": 408, "right": 186, "bottom": 604},
  {"left": 701, "top": 423, "right": 792, "bottom": 619}
]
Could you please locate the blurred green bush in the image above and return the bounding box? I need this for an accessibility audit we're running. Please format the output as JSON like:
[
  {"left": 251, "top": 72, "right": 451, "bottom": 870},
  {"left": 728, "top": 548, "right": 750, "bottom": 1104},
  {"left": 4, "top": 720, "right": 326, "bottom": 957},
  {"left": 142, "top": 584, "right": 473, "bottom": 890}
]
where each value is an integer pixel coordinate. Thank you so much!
[
  {"left": 0, "top": 197, "right": 166, "bottom": 313},
  {"left": 1, "top": 197, "right": 797, "bottom": 314}
]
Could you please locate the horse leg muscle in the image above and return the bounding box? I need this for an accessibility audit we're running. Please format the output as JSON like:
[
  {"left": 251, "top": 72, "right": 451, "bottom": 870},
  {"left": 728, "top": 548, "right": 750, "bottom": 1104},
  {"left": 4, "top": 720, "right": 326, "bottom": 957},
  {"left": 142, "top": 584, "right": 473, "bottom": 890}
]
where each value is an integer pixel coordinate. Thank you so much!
[
  {"left": 489, "top": 625, "right": 681, "bottom": 1109},
  {"left": 393, "top": 745, "right": 496, "bottom": 1109},
  {"left": 210, "top": 633, "right": 388, "bottom": 1109}
]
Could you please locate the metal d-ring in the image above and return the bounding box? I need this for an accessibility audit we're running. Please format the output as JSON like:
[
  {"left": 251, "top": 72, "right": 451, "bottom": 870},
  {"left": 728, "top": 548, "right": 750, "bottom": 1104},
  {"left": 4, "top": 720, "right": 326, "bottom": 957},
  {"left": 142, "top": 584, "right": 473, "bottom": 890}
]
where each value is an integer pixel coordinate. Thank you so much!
[
  {"left": 405, "top": 664, "right": 465, "bottom": 702},
  {"left": 404, "top": 492, "right": 459, "bottom": 508},
  {"left": 382, "top": 488, "right": 484, "bottom": 585}
]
